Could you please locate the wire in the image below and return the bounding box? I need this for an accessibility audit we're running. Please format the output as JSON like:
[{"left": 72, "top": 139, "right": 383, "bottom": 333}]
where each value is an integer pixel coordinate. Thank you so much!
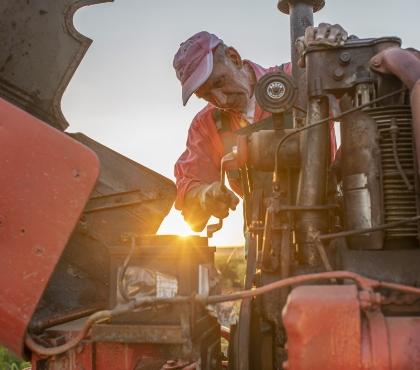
[
  {"left": 273, "top": 87, "right": 408, "bottom": 183},
  {"left": 26, "top": 268, "right": 420, "bottom": 357},
  {"left": 118, "top": 235, "right": 137, "bottom": 302},
  {"left": 390, "top": 119, "right": 413, "bottom": 190}
]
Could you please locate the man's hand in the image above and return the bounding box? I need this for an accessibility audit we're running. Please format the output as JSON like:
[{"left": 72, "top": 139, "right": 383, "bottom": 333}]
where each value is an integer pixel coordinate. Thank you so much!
[
  {"left": 296, "top": 23, "right": 348, "bottom": 67},
  {"left": 182, "top": 182, "right": 240, "bottom": 232},
  {"left": 199, "top": 181, "right": 239, "bottom": 219}
]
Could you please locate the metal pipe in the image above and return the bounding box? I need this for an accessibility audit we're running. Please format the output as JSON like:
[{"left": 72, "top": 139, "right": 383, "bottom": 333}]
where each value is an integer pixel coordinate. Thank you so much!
[
  {"left": 26, "top": 266, "right": 420, "bottom": 357},
  {"left": 28, "top": 303, "right": 106, "bottom": 333},
  {"left": 278, "top": 0, "right": 322, "bottom": 127},
  {"left": 289, "top": 1, "right": 313, "bottom": 126},
  {"left": 295, "top": 97, "right": 329, "bottom": 266}
]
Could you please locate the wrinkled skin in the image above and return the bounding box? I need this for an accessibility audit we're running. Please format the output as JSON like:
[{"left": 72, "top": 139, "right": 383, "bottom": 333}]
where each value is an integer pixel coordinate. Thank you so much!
[{"left": 195, "top": 46, "right": 255, "bottom": 115}]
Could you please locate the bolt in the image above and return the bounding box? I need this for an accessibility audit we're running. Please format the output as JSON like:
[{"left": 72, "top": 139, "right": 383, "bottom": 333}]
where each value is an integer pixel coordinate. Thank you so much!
[
  {"left": 339, "top": 51, "right": 351, "bottom": 64},
  {"left": 333, "top": 67, "right": 345, "bottom": 81},
  {"left": 371, "top": 57, "right": 381, "bottom": 67},
  {"left": 35, "top": 246, "right": 44, "bottom": 256}
]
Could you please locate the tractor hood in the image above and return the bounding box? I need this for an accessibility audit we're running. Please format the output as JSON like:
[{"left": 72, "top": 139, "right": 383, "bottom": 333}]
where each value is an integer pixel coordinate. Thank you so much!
[
  {"left": 0, "top": 0, "right": 113, "bottom": 131},
  {"left": 0, "top": 0, "right": 177, "bottom": 356}
]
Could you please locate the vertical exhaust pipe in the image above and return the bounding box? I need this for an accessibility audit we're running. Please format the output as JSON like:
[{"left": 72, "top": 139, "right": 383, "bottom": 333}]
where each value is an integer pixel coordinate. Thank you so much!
[
  {"left": 278, "top": 0, "right": 328, "bottom": 267},
  {"left": 277, "top": 0, "right": 325, "bottom": 125}
]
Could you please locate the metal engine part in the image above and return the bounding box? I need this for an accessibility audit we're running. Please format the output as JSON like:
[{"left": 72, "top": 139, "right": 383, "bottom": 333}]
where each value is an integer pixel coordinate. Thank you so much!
[
  {"left": 255, "top": 72, "right": 297, "bottom": 114},
  {"left": 368, "top": 106, "right": 420, "bottom": 245},
  {"left": 341, "top": 104, "right": 420, "bottom": 249},
  {"left": 340, "top": 105, "right": 384, "bottom": 249},
  {"left": 0, "top": 0, "right": 112, "bottom": 130},
  {"left": 247, "top": 129, "right": 300, "bottom": 171},
  {"left": 283, "top": 285, "right": 420, "bottom": 369}
]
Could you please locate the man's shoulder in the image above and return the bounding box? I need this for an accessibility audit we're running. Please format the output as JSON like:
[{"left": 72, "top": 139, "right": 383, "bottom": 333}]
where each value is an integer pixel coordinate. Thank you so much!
[
  {"left": 190, "top": 104, "right": 217, "bottom": 130},
  {"left": 192, "top": 104, "right": 217, "bottom": 124}
]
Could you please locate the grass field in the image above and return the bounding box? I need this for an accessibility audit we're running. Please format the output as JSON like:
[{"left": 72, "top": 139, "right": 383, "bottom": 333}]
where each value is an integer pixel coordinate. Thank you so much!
[{"left": 0, "top": 347, "right": 30, "bottom": 370}]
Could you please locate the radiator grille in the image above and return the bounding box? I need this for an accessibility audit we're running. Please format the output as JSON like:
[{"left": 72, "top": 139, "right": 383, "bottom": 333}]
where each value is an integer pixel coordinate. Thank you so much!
[{"left": 367, "top": 106, "right": 419, "bottom": 240}]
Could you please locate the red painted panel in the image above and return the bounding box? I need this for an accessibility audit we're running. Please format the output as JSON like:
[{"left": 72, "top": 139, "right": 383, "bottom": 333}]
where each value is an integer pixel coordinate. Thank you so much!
[
  {"left": 283, "top": 285, "right": 361, "bottom": 370},
  {"left": 0, "top": 98, "right": 99, "bottom": 355},
  {"left": 95, "top": 343, "right": 161, "bottom": 370},
  {"left": 31, "top": 342, "right": 94, "bottom": 370}
]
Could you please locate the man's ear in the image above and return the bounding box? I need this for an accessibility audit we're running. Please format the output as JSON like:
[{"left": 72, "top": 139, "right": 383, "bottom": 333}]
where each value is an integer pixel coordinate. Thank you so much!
[{"left": 225, "top": 47, "right": 243, "bottom": 69}]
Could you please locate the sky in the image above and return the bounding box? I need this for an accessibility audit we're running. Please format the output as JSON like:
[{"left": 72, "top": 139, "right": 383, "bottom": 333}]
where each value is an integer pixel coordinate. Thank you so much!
[{"left": 62, "top": 0, "right": 420, "bottom": 246}]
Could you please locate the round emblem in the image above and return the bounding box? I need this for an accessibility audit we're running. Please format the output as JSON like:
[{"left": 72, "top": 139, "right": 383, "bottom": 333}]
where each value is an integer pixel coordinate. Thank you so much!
[{"left": 267, "top": 82, "right": 286, "bottom": 100}]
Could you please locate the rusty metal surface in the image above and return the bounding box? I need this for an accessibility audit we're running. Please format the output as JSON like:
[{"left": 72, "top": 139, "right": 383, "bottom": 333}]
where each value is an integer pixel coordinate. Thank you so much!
[
  {"left": 341, "top": 107, "right": 385, "bottom": 249},
  {"left": 29, "top": 303, "right": 106, "bottom": 334},
  {"left": 248, "top": 129, "right": 300, "bottom": 171},
  {"left": 0, "top": 0, "right": 113, "bottom": 130},
  {"left": 91, "top": 324, "right": 186, "bottom": 344},
  {"left": 283, "top": 285, "right": 361, "bottom": 370},
  {"left": 305, "top": 37, "right": 401, "bottom": 97},
  {"left": 70, "top": 133, "right": 176, "bottom": 246},
  {"left": 295, "top": 97, "right": 329, "bottom": 266},
  {"left": 338, "top": 245, "right": 420, "bottom": 286},
  {"left": 0, "top": 98, "right": 99, "bottom": 356},
  {"left": 412, "top": 81, "right": 420, "bottom": 175},
  {"left": 283, "top": 284, "right": 420, "bottom": 369},
  {"left": 32, "top": 344, "right": 94, "bottom": 370},
  {"left": 277, "top": 0, "right": 325, "bottom": 14},
  {"left": 387, "top": 317, "right": 420, "bottom": 368},
  {"left": 33, "top": 342, "right": 164, "bottom": 370},
  {"left": 31, "top": 133, "right": 176, "bottom": 332},
  {"left": 95, "top": 342, "right": 159, "bottom": 370},
  {"left": 364, "top": 308, "right": 391, "bottom": 369}
]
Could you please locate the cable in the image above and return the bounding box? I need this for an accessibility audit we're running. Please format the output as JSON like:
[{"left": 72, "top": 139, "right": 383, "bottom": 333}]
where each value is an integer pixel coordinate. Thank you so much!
[
  {"left": 26, "top": 268, "right": 420, "bottom": 357},
  {"left": 118, "top": 235, "right": 137, "bottom": 302},
  {"left": 25, "top": 310, "right": 112, "bottom": 357},
  {"left": 273, "top": 87, "right": 408, "bottom": 184},
  {"left": 390, "top": 119, "right": 413, "bottom": 190}
]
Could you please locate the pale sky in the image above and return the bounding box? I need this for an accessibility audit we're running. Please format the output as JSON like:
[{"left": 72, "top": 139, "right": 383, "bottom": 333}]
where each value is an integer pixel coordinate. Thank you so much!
[{"left": 62, "top": 0, "right": 420, "bottom": 246}]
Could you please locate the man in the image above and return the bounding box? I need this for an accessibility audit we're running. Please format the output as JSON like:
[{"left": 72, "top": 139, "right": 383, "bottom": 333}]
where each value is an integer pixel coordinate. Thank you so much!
[{"left": 173, "top": 26, "right": 347, "bottom": 232}]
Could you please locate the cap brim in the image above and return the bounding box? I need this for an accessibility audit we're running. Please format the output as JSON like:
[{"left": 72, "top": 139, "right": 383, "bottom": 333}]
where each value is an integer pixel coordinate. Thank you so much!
[{"left": 181, "top": 52, "right": 213, "bottom": 106}]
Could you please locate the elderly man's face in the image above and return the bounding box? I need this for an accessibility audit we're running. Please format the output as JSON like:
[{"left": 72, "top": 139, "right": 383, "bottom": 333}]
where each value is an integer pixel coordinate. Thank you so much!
[{"left": 195, "top": 47, "right": 254, "bottom": 113}]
